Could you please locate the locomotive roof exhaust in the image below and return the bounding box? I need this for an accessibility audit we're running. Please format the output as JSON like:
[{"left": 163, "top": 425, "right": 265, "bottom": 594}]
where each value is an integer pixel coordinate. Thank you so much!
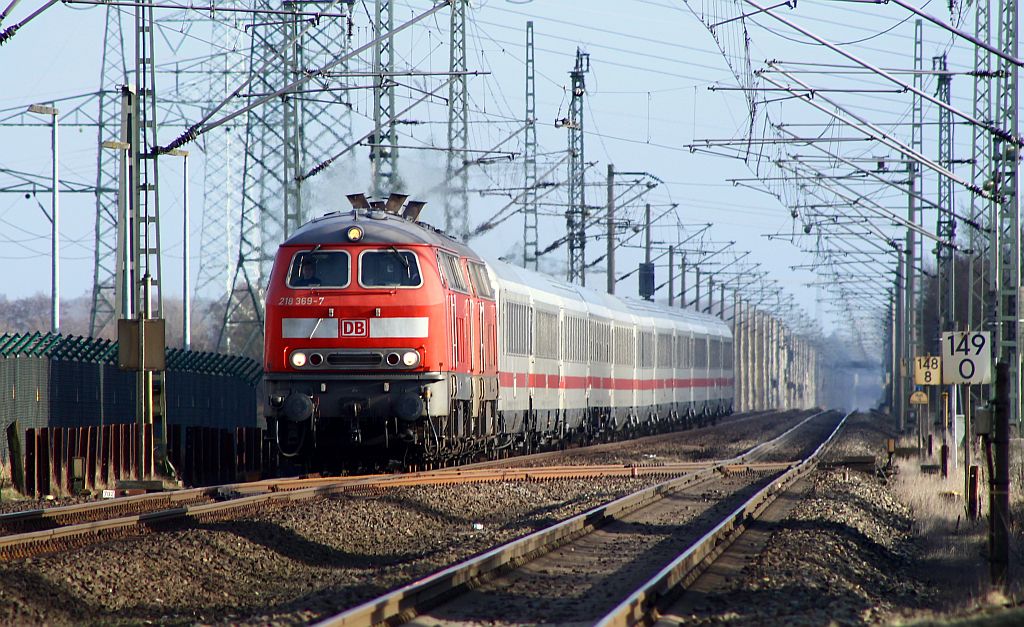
[
  {"left": 346, "top": 192, "right": 427, "bottom": 222},
  {"left": 384, "top": 193, "right": 408, "bottom": 214},
  {"left": 346, "top": 193, "right": 370, "bottom": 209},
  {"left": 403, "top": 201, "right": 426, "bottom": 221}
]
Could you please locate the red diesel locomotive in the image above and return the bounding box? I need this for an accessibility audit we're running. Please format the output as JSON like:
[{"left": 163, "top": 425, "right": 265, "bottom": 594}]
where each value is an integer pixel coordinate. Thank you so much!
[{"left": 264, "top": 193, "right": 733, "bottom": 465}]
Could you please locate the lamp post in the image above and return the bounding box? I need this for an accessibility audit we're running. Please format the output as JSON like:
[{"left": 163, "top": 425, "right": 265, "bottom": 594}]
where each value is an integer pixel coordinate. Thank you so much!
[
  {"left": 28, "top": 103, "right": 59, "bottom": 334},
  {"left": 167, "top": 149, "right": 190, "bottom": 351},
  {"left": 101, "top": 140, "right": 132, "bottom": 320}
]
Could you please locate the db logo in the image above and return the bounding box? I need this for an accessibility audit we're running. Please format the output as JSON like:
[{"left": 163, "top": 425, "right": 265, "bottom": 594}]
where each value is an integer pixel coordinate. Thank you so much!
[{"left": 341, "top": 319, "right": 368, "bottom": 337}]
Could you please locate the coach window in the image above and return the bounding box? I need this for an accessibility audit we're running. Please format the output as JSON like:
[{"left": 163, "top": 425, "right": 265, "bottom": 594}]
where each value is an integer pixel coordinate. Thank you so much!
[
  {"left": 588, "top": 320, "right": 601, "bottom": 363},
  {"left": 562, "top": 314, "right": 585, "bottom": 363},
  {"left": 288, "top": 250, "right": 350, "bottom": 288},
  {"left": 505, "top": 299, "right": 531, "bottom": 356},
  {"left": 467, "top": 262, "right": 495, "bottom": 299},
  {"left": 694, "top": 337, "right": 708, "bottom": 368},
  {"left": 657, "top": 333, "right": 673, "bottom": 368},
  {"left": 640, "top": 331, "right": 654, "bottom": 368},
  {"left": 614, "top": 325, "right": 636, "bottom": 367},
  {"left": 359, "top": 249, "right": 422, "bottom": 288},
  {"left": 535, "top": 309, "right": 558, "bottom": 359}
]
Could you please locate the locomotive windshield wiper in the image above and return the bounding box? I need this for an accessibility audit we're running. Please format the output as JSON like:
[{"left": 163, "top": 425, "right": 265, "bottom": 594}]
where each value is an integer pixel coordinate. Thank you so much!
[{"left": 389, "top": 245, "right": 411, "bottom": 277}]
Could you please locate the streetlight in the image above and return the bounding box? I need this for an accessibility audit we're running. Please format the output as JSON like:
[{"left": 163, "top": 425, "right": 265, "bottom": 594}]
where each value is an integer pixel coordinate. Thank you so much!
[
  {"left": 101, "top": 140, "right": 131, "bottom": 319},
  {"left": 27, "top": 103, "right": 59, "bottom": 334},
  {"left": 167, "top": 149, "right": 190, "bottom": 351}
]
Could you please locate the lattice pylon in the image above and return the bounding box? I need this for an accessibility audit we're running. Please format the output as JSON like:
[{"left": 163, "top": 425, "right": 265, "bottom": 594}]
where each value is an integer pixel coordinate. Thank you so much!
[
  {"left": 371, "top": 0, "right": 400, "bottom": 197},
  {"left": 132, "top": 0, "right": 164, "bottom": 317},
  {"left": 968, "top": 0, "right": 993, "bottom": 338},
  {"left": 934, "top": 54, "right": 955, "bottom": 343},
  {"left": 565, "top": 48, "right": 589, "bottom": 285},
  {"left": 444, "top": 0, "right": 469, "bottom": 239},
  {"left": 89, "top": 6, "right": 127, "bottom": 338},
  {"left": 195, "top": 15, "right": 249, "bottom": 305},
  {"left": 993, "top": 0, "right": 1020, "bottom": 424},
  {"left": 219, "top": 3, "right": 354, "bottom": 357},
  {"left": 522, "top": 20, "right": 538, "bottom": 270}
]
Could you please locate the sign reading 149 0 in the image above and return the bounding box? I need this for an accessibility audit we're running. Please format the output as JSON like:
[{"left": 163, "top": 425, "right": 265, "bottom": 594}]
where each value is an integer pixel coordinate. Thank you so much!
[{"left": 941, "top": 331, "right": 991, "bottom": 384}]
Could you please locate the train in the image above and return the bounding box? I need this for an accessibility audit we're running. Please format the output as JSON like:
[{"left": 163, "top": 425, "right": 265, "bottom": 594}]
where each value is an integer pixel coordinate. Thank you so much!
[{"left": 263, "top": 193, "right": 734, "bottom": 466}]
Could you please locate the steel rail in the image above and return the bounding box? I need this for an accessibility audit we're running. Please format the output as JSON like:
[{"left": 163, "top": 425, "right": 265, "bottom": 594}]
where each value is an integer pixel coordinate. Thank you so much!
[
  {"left": 0, "top": 474, "right": 362, "bottom": 539},
  {"left": 0, "top": 410, "right": 793, "bottom": 559},
  {"left": 0, "top": 410, "right": 782, "bottom": 536},
  {"left": 315, "top": 410, "right": 831, "bottom": 626},
  {"left": 0, "top": 460, "right": 795, "bottom": 561},
  {"left": 461, "top": 408, "right": 777, "bottom": 470},
  {"left": 0, "top": 473, "right": 359, "bottom": 529},
  {"left": 596, "top": 410, "right": 853, "bottom": 626}
]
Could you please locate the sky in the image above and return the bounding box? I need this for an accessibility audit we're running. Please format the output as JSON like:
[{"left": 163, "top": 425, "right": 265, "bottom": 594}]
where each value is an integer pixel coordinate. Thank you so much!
[{"left": 0, "top": 0, "right": 987, "bottom": 355}]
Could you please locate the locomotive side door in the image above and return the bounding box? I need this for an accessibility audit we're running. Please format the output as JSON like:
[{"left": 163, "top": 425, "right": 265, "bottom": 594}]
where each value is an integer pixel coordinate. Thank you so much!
[
  {"left": 467, "top": 292, "right": 481, "bottom": 423},
  {"left": 448, "top": 293, "right": 458, "bottom": 372},
  {"left": 466, "top": 294, "right": 475, "bottom": 374},
  {"left": 454, "top": 259, "right": 474, "bottom": 435},
  {"left": 438, "top": 250, "right": 471, "bottom": 436},
  {"left": 468, "top": 260, "right": 498, "bottom": 437}
]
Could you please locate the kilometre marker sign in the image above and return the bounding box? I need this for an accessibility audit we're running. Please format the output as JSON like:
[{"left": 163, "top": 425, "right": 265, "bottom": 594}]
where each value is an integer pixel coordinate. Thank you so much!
[
  {"left": 941, "top": 331, "right": 991, "bottom": 385},
  {"left": 914, "top": 356, "right": 941, "bottom": 386}
]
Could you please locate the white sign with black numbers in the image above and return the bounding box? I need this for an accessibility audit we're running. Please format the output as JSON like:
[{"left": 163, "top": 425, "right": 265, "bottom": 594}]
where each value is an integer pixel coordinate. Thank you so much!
[
  {"left": 914, "top": 356, "right": 941, "bottom": 386},
  {"left": 941, "top": 331, "right": 991, "bottom": 384}
]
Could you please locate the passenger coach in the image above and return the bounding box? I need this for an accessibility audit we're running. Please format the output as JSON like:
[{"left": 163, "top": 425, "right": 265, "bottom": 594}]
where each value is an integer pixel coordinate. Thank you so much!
[{"left": 490, "top": 262, "right": 733, "bottom": 442}]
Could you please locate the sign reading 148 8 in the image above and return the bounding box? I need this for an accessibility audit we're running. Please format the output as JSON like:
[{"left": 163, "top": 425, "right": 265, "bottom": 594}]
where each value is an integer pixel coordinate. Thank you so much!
[
  {"left": 941, "top": 331, "right": 991, "bottom": 384},
  {"left": 914, "top": 356, "right": 941, "bottom": 385}
]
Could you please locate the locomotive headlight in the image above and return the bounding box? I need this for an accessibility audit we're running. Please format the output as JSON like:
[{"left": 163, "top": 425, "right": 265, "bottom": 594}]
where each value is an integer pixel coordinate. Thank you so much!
[
  {"left": 402, "top": 350, "right": 420, "bottom": 367},
  {"left": 289, "top": 351, "right": 307, "bottom": 368},
  {"left": 345, "top": 226, "right": 364, "bottom": 242}
]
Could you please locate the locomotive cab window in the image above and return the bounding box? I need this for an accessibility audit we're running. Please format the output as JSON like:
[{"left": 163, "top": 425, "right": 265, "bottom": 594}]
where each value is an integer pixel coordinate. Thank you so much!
[
  {"left": 437, "top": 251, "right": 470, "bottom": 293},
  {"left": 288, "top": 250, "right": 350, "bottom": 288},
  {"left": 467, "top": 262, "right": 495, "bottom": 300},
  {"left": 359, "top": 249, "right": 422, "bottom": 288}
]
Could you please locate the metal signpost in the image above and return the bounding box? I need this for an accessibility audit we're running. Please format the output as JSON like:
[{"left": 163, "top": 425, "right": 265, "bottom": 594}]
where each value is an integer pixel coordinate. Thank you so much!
[
  {"left": 942, "top": 331, "right": 992, "bottom": 509},
  {"left": 913, "top": 355, "right": 941, "bottom": 452},
  {"left": 941, "top": 332, "right": 992, "bottom": 385}
]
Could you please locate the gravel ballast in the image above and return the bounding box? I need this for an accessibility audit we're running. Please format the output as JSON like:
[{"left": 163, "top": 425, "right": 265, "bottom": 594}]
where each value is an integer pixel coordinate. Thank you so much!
[
  {"left": 0, "top": 411, "right": 1019, "bottom": 625},
  {"left": 673, "top": 412, "right": 1023, "bottom": 626},
  {"left": 0, "top": 478, "right": 667, "bottom": 625}
]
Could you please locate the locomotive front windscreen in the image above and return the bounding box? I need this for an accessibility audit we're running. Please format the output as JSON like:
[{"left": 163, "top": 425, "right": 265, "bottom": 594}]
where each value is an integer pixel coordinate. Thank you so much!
[
  {"left": 359, "top": 249, "right": 422, "bottom": 287},
  {"left": 288, "top": 251, "right": 350, "bottom": 288}
]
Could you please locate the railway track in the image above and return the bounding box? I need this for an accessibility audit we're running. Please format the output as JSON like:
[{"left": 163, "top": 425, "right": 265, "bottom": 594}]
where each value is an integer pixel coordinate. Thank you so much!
[
  {"left": 315, "top": 409, "right": 846, "bottom": 626},
  {"left": 0, "top": 408, "right": 800, "bottom": 561},
  {"left": 462, "top": 408, "right": 783, "bottom": 470},
  {"left": 0, "top": 462, "right": 792, "bottom": 562}
]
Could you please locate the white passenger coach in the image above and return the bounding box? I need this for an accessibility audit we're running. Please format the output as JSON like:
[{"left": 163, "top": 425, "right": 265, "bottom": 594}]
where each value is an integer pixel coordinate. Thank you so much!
[{"left": 486, "top": 257, "right": 734, "bottom": 440}]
